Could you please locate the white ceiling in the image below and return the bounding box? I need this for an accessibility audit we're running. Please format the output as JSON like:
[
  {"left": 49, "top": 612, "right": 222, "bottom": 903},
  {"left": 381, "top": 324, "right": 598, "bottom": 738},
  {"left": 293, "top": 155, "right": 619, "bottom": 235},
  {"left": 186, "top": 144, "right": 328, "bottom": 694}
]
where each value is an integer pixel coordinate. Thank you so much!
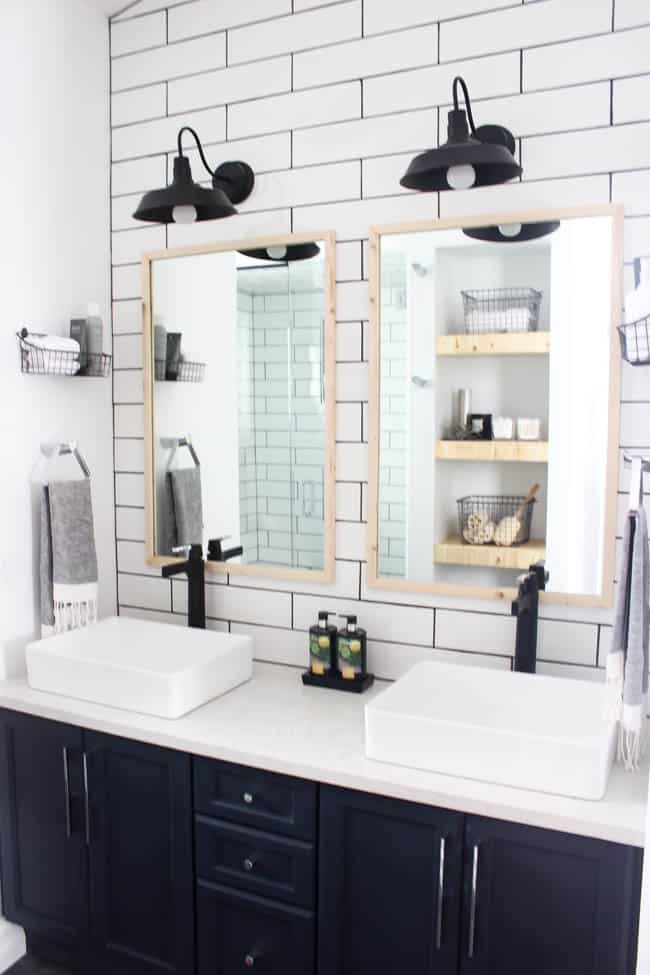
[{"left": 83, "top": 0, "right": 137, "bottom": 16}]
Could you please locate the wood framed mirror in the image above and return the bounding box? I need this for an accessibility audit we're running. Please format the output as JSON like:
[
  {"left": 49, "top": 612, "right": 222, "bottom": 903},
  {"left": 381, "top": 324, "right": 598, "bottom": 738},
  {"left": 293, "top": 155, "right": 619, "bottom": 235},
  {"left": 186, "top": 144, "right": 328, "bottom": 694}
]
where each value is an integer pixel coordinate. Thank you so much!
[
  {"left": 367, "top": 205, "right": 623, "bottom": 606},
  {"left": 142, "top": 231, "right": 337, "bottom": 582}
]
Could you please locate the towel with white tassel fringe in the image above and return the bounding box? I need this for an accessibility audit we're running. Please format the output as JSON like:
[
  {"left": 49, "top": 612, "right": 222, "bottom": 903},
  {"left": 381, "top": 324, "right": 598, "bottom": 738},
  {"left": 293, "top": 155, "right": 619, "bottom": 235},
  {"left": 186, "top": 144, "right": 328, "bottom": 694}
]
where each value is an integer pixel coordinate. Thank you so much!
[
  {"left": 607, "top": 505, "right": 649, "bottom": 771},
  {"left": 40, "top": 480, "right": 98, "bottom": 638}
]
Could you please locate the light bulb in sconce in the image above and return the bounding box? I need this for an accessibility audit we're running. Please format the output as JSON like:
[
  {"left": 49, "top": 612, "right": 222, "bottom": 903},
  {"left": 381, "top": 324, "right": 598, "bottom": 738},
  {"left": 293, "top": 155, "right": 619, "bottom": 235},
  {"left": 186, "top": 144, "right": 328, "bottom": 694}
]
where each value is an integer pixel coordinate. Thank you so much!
[
  {"left": 172, "top": 205, "right": 198, "bottom": 225},
  {"left": 446, "top": 164, "right": 476, "bottom": 190},
  {"left": 498, "top": 223, "right": 523, "bottom": 238},
  {"left": 267, "top": 245, "right": 288, "bottom": 260}
]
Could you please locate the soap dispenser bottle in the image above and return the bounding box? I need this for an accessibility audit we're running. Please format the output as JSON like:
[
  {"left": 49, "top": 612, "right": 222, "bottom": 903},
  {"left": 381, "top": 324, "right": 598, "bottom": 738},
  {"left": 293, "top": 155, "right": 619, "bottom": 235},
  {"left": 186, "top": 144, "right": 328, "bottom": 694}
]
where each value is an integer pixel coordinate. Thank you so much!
[
  {"left": 309, "top": 611, "right": 337, "bottom": 676},
  {"left": 337, "top": 615, "right": 367, "bottom": 681}
]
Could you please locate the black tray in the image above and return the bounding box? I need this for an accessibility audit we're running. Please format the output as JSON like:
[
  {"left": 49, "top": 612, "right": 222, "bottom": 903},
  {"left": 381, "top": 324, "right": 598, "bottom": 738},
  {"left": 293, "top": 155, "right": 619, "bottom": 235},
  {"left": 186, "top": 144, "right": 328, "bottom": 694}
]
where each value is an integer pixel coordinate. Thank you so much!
[{"left": 302, "top": 671, "right": 375, "bottom": 694}]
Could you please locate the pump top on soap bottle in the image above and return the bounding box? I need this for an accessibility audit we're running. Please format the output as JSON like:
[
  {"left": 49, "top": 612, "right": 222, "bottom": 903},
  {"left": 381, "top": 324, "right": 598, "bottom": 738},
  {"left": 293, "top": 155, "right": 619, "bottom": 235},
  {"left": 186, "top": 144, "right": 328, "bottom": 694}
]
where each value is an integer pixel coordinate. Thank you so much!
[
  {"left": 337, "top": 614, "right": 367, "bottom": 681},
  {"left": 309, "top": 611, "right": 338, "bottom": 676}
]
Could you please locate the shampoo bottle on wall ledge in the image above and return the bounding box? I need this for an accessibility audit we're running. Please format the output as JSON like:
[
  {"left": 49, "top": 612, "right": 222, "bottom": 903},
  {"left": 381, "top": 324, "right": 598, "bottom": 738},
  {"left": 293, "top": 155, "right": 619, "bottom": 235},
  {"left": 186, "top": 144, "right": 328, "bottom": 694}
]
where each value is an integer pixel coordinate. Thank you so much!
[
  {"left": 85, "top": 303, "right": 104, "bottom": 375},
  {"left": 337, "top": 615, "right": 367, "bottom": 680},
  {"left": 309, "top": 611, "right": 338, "bottom": 676}
]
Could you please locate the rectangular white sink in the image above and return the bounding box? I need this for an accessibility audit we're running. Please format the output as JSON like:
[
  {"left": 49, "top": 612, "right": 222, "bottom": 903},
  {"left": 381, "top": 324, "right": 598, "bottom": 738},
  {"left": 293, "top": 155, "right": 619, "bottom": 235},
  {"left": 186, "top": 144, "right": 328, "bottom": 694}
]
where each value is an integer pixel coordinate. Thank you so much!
[
  {"left": 365, "top": 661, "right": 617, "bottom": 800},
  {"left": 26, "top": 616, "right": 253, "bottom": 719}
]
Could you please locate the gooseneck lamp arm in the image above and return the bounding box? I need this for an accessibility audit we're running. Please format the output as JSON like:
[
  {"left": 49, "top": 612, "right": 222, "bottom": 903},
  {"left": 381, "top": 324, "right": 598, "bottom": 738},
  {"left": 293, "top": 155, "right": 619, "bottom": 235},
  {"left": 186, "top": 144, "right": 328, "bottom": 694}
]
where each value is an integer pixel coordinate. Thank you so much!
[
  {"left": 177, "top": 126, "right": 215, "bottom": 178},
  {"left": 452, "top": 76, "right": 477, "bottom": 134}
]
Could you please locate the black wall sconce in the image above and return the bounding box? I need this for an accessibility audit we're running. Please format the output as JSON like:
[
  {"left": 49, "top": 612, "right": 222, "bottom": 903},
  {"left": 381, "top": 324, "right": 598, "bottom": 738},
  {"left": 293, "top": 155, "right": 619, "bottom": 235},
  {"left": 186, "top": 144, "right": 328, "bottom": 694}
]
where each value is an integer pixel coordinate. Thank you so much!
[
  {"left": 401, "top": 76, "right": 522, "bottom": 193},
  {"left": 133, "top": 126, "right": 255, "bottom": 224},
  {"left": 463, "top": 220, "right": 561, "bottom": 243},
  {"left": 238, "top": 242, "right": 321, "bottom": 263}
]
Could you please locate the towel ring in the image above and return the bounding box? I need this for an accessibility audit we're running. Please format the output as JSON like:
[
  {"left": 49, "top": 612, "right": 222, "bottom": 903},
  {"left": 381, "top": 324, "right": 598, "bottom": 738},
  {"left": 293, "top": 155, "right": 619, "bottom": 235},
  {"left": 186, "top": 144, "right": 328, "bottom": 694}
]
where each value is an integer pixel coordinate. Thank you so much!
[
  {"left": 40, "top": 441, "right": 90, "bottom": 478},
  {"left": 162, "top": 436, "right": 200, "bottom": 469}
]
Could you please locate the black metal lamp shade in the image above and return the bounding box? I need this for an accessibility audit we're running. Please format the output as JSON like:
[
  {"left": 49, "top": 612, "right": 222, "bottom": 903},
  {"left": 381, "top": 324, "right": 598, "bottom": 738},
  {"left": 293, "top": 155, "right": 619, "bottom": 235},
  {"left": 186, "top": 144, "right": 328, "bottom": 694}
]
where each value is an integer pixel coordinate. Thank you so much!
[
  {"left": 238, "top": 242, "right": 321, "bottom": 263},
  {"left": 401, "top": 77, "right": 522, "bottom": 192},
  {"left": 133, "top": 127, "right": 255, "bottom": 224},
  {"left": 133, "top": 157, "right": 237, "bottom": 223},
  {"left": 463, "top": 220, "right": 561, "bottom": 243}
]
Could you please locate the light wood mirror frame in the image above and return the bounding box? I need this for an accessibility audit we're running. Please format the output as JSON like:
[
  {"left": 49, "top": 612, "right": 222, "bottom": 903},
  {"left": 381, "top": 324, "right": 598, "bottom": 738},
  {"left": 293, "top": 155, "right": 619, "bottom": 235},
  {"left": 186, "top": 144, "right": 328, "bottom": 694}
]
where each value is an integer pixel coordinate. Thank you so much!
[
  {"left": 366, "top": 204, "right": 624, "bottom": 608},
  {"left": 142, "top": 230, "right": 337, "bottom": 583}
]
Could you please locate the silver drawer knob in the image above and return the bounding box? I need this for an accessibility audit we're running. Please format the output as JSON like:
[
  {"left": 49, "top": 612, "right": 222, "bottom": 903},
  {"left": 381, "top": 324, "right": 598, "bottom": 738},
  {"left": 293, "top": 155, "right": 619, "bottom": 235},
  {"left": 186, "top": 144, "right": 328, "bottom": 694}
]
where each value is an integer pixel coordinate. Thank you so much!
[
  {"left": 243, "top": 857, "right": 255, "bottom": 872},
  {"left": 244, "top": 954, "right": 255, "bottom": 967},
  {"left": 243, "top": 791, "right": 254, "bottom": 805}
]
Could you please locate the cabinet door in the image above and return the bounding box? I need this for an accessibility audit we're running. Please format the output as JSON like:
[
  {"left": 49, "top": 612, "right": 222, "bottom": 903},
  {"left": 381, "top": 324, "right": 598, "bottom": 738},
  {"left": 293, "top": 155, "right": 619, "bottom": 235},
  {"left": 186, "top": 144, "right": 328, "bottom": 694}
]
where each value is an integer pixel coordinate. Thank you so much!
[
  {"left": 0, "top": 709, "right": 89, "bottom": 943},
  {"left": 461, "top": 816, "right": 642, "bottom": 975},
  {"left": 85, "top": 732, "right": 194, "bottom": 975},
  {"left": 319, "top": 785, "right": 463, "bottom": 975}
]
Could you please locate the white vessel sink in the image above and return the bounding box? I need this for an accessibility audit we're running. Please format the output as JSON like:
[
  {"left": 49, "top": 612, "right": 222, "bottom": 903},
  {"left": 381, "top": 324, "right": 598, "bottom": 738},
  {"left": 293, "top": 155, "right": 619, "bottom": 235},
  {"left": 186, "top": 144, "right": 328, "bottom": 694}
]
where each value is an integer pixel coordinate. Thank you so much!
[
  {"left": 365, "top": 661, "right": 617, "bottom": 800},
  {"left": 26, "top": 616, "right": 253, "bottom": 719}
]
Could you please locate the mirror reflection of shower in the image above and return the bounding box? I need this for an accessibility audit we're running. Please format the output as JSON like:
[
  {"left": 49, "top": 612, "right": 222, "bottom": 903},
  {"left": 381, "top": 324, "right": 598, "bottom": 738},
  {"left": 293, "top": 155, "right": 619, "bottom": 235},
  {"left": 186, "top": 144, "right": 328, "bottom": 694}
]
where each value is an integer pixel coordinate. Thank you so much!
[{"left": 236, "top": 247, "right": 326, "bottom": 571}]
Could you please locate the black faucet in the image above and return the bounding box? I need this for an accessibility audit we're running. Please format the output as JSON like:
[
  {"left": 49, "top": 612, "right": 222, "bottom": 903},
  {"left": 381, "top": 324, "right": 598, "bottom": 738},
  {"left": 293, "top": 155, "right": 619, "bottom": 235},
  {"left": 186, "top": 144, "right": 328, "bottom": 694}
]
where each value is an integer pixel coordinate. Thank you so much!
[
  {"left": 162, "top": 543, "right": 206, "bottom": 629},
  {"left": 208, "top": 536, "right": 244, "bottom": 563},
  {"left": 511, "top": 561, "right": 549, "bottom": 673}
]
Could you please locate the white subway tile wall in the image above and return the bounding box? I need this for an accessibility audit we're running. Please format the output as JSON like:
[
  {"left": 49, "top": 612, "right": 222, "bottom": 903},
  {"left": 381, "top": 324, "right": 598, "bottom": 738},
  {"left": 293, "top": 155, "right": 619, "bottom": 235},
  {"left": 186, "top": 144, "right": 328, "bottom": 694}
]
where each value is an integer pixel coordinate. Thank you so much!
[{"left": 110, "top": 0, "right": 649, "bottom": 681}]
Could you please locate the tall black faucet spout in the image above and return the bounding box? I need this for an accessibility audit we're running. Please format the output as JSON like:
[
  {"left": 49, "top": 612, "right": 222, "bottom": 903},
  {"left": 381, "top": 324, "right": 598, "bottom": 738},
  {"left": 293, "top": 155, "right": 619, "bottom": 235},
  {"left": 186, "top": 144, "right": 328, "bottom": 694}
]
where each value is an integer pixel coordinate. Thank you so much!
[
  {"left": 511, "top": 561, "right": 548, "bottom": 674},
  {"left": 161, "top": 543, "right": 206, "bottom": 629}
]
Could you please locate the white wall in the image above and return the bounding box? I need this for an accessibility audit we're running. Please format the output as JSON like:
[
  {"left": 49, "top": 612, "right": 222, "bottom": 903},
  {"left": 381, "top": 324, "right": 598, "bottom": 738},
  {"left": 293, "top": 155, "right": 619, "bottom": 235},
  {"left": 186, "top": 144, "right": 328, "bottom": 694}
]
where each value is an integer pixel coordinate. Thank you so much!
[
  {"left": 108, "top": 2, "right": 649, "bottom": 674},
  {"left": 0, "top": 0, "right": 115, "bottom": 675}
]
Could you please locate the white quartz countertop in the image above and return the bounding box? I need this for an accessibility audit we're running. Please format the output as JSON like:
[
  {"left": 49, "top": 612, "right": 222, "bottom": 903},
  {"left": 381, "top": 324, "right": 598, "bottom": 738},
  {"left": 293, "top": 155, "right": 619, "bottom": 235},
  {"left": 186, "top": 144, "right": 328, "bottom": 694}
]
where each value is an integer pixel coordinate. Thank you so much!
[{"left": 0, "top": 662, "right": 646, "bottom": 847}]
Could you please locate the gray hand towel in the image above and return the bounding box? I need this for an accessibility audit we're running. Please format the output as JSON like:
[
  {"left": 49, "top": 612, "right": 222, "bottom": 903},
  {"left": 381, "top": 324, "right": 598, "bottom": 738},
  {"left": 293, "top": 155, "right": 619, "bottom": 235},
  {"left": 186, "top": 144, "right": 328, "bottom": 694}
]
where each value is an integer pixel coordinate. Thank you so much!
[
  {"left": 40, "top": 480, "right": 99, "bottom": 637},
  {"left": 168, "top": 467, "right": 203, "bottom": 548},
  {"left": 608, "top": 505, "right": 649, "bottom": 770}
]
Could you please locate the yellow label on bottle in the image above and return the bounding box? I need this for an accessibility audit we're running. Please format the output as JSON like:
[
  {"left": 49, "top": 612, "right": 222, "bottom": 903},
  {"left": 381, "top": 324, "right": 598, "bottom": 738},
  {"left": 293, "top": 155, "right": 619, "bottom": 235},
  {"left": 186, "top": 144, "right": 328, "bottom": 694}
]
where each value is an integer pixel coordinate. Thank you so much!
[
  {"left": 342, "top": 666, "right": 355, "bottom": 680},
  {"left": 318, "top": 635, "right": 330, "bottom": 650},
  {"left": 312, "top": 661, "right": 325, "bottom": 675},
  {"left": 349, "top": 640, "right": 362, "bottom": 653}
]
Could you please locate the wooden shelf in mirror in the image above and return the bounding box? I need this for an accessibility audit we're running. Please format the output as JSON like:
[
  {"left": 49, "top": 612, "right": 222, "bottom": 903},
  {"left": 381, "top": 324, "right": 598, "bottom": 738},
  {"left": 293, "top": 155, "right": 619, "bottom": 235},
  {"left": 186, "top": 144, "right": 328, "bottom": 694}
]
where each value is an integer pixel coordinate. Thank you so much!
[
  {"left": 436, "top": 332, "right": 550, "bottom": 356},
  {"left": 434, "top": 537, "right": 546, "bottom": 571},
  {"left": 436, "top": 440, "right": 549, "bottom": 463}
]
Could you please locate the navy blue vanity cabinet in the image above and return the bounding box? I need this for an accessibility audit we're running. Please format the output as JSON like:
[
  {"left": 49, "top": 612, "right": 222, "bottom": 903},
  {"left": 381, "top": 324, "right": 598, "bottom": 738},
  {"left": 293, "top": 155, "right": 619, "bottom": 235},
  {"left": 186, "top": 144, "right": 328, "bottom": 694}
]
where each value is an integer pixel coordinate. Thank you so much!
[
  {"left": 193, "top": 756, "right": 318, "bottom": 974},
  {"left": 460, "top": 816, "right": 643, "bottom": 975},
  {"left": 0, "top": 710, "right": 89, "bottom": 946},
  {"left": 0, "top": 711, "right": 195, "bottom": 975},
  {"left": 318, "top": 785, "right": 465, "bottom": 975},
  {"left": 319, "top": 787, "right": 642, "bottom": 975},
  {"left": 85, "top": 731, "right": 195, "bottom": 975}
]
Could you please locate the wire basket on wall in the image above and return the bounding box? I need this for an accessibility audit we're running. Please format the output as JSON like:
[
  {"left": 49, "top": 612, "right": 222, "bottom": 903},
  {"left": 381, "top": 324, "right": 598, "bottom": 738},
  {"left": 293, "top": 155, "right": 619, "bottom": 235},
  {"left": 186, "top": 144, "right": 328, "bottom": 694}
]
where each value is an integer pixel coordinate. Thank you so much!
[
  {"left": 457, "top": 494, "right": 536, "bottom": 547},
  {"left": 155, "top": 359, "right": 206, "bottom": 382},
  {"left": 461, "top": 287, "right": 542, "bottom": 334},
  {"left": 17, "top": 330, "right": 111, "bottom": 377},
  {"left": 618, "top": 315, "right": 650, "bottom": 366}
]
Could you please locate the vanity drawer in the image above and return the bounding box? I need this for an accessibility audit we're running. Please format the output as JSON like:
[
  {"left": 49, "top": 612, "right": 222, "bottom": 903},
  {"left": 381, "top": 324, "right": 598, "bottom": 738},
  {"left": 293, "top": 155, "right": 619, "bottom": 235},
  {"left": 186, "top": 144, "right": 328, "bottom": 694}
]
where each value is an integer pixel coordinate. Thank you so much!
[
  {"left": 193, "top": 757, "right": 316, "bottom": 840},
  {"left": 195, "top": 815, "right": 315, "bottom": 908},
  {"left": 197, "top": 880, "right": 315, "bottom": 975}
]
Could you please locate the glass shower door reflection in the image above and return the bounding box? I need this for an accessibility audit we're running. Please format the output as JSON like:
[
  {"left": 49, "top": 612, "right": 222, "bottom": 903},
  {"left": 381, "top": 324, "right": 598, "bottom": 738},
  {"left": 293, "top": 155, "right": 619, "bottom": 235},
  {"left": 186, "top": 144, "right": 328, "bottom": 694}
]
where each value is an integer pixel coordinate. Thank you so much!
[{"left": 236, "top": 255, "right": 326, "bottom": 571}]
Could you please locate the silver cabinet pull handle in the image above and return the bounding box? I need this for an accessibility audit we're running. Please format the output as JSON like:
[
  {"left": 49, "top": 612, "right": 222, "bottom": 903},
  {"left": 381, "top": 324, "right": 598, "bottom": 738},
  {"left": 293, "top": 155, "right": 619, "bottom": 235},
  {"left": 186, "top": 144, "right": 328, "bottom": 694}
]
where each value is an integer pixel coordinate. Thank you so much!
[
  {"left": 243, "top": 857, "right": 256, "bottom": 873},
  {"left": 82, "top": 752, "right": 91, "bottom": 846},
  {"left": 62, "top": 747, "right": 72, "bottom": 839},
  {"left": 468, "top": 844, "right": 480, "bottom": 960},
  {"left": 244, "top": 953, "right": 256, "bottom": 968},
  {"left": 243, "top": 791, "right": 254, "bottom": 805},
  {"left": 436, "top": 836, "right": 446, "bottom": 950}
]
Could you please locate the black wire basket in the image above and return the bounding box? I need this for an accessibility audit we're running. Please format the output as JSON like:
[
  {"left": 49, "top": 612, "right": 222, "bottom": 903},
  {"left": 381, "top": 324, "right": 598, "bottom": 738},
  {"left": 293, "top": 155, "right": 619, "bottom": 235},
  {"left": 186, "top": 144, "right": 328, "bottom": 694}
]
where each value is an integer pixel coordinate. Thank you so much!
[
  {"left": 461, "top": 288, "right": 542, "bottom": 334},
  {"left": 17, "top": 330, "right": 111, "bottom": 377},
  {"left": 457, "top": 494, "right": 535, "bottom": 547},
  {"left": 155, "top": 359, "right": 206, "bottom": 382},
  {"left": 618, "top": 315, "right": 650, "bottom": 366}
]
